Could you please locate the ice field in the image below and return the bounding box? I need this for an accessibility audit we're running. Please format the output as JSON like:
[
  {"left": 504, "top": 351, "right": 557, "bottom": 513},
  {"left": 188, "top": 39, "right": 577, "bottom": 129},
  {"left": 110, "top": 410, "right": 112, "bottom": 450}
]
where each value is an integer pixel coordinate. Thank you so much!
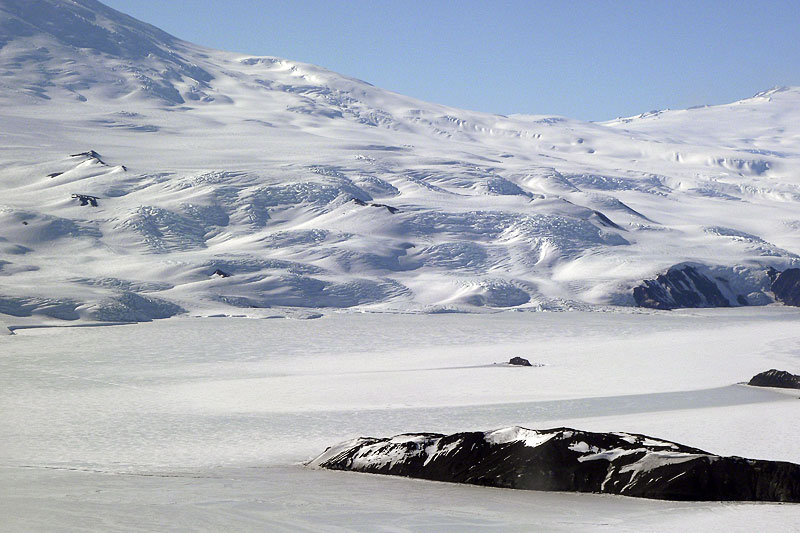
[{"left": 2, "top": 309, "right": 799, "bottom": 531}]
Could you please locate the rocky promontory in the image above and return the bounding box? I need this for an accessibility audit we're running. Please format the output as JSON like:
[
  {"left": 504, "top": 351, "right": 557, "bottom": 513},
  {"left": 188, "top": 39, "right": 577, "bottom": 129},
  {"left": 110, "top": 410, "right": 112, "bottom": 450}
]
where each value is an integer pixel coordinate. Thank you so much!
[
  {"left": 310, "top": 426, "right": 800, "bottom": 502},
  {"left": 748, "top": 369, "right": 800, "bottom": 389}
]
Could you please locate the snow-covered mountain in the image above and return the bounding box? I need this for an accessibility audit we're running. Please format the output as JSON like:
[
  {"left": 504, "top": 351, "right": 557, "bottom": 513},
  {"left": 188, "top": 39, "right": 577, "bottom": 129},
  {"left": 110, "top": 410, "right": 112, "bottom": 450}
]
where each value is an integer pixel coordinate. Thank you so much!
[{"left": 2, "top": 0, "right": 800, "bottom": 323}]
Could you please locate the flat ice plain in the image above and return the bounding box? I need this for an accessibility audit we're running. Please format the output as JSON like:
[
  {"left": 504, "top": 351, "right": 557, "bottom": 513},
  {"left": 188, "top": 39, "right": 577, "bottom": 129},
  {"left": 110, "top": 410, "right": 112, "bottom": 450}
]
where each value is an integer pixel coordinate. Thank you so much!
[{"left": 2, "top": 308, "right": 799, "bottom": 531}]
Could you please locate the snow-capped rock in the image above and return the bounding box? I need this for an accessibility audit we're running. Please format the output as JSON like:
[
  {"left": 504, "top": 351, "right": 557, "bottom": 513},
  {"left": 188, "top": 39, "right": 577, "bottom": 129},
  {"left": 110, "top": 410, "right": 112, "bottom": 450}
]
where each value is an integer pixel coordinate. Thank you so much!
[
  {"left": 748, "top": 369, "right": 800, "bottom": 389},
  {"left": 310, "top": 426, "right": 800, "bottom": 502}
]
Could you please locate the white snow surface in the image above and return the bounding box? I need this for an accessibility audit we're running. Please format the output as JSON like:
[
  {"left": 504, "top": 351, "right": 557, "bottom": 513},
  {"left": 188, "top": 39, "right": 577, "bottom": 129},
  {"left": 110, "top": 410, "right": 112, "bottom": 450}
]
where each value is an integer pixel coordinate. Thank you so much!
[
  {"left": 1, "top": 1, "right": 800, "bottom": 321},
  {"left": 484, "top": 426, "right": 559, "bottom": 447},
  {"left": 3, "top": 310, "right": 800, "bottom": 530}
]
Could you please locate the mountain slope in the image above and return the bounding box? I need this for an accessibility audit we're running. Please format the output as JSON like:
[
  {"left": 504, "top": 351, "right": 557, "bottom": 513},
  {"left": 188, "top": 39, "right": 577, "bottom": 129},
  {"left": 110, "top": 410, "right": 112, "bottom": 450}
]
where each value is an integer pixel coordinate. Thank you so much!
[{"left": 1, "top": 0, "right": 799, "bottom": 323}]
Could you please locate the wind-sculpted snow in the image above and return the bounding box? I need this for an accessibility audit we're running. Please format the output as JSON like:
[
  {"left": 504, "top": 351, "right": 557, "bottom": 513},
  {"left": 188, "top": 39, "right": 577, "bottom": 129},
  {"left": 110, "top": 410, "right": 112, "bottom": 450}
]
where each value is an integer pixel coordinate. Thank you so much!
[
  {"left": 704, "top": 227, "right": 798, "bottom": 258},
  {"left": 70, "top": 276, "right": 174, "bottom": 293},
  {"left": 117, "top": 206, "right": 211, "bottom": 253},
  {"left": 451, "top": 279, "right": 532, "bottom": 307},
  {"left": 257, "top": 229, "right": 338, "bottom": 249},
  {"left": 412, "top": 242, "right": 490, "bottom": 271},
  {"left": 0, "top": 295, "right": 81, "bottom": 320},
  {"left": 0, "top": 209, "right": 102, "bottom": 243},
  {"left": 197, "top": 272, "right": 408, "bottom": 309},
  {"left": 84, "top": 292, "right": 185, "bottom": 322},
  {"left": 200, "top": 257, "right": 323, "bottom": 277},
  {"left": 352, "top": 175, "right": 401, "bottom": 197},
  {"left": 1, "top": 0, "right": 800, "bottom": 322},
  {"left": 249, "top": 180, "right": 370, "bottom": 210},
  {"left": 563, "top": 173, "right": 669, "bottom": 195}
]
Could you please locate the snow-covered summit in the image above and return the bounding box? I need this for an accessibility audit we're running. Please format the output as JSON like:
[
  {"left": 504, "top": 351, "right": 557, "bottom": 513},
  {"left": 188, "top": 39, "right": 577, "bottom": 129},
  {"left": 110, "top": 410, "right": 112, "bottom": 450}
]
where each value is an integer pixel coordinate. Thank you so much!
[
  {"left": 0, "top": 0, "right": 215, "bottom": 104},
  {"left": 1, "top": 0, "right": 799, "bottom": 323}
]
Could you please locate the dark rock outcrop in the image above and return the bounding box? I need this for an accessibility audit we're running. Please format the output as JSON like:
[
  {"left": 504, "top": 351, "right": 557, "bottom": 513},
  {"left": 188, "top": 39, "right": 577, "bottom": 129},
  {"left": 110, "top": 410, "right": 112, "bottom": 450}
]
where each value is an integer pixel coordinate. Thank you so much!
[
  {"left": 70, "top": 150, "right": 101, "bottom": 159},
  {"left": 71, "top": 150, "right": 107, "bottom": 165},
  {"left": 748, "top": 369, "right": 800, "bottom": 389},
  {"left": 351, "top": 197, "right": 400, "bottom": 214},
  {"left": 771, "top": 268, "right": 800, "bottom": 306},
  {"left": 372, "top": 203, "right": 399, "bottom": 214},
  {"left": 71, "top": 193, "right": 99, "bottom": 207},
  {"left": 592, "top": 210, "right": 624, "bottom": 230},
  {"left": 633, "top": 265, "right": 733, "bottom": 309},
  {"left": 310, "top": 426, "right": 800, "bottom": 502},
  {"left": 211, "top": 269, "right": 231, "bottom": 278},
  {"left": 636, "top": 265, "right": 800, "bottom": 310},
  {"left": 508, "top": 356, "right": 532, "bottom": 366}
]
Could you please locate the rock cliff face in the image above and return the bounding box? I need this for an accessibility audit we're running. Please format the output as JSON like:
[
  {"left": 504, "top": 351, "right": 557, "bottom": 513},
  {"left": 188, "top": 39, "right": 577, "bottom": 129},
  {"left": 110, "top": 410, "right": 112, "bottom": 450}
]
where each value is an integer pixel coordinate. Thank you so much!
[
  {"left": 633, "top": 264, "right": 800, "bottom": 310},
  {"left": 633, "top": 265, "right": 733, "bottom": 309},
  {"left": 771, "top": 268, "right": 800, "bottom": 306},
  {"left": 310, "top": 426, "right": 800, "bottom": 502}
]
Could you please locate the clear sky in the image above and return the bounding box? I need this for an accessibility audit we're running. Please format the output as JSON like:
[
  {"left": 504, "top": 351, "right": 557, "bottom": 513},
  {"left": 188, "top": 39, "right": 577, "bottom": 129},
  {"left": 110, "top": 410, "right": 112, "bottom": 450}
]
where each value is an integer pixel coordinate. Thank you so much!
[{"left": 100, "top": 0, "right": 800, "bottom": 121}]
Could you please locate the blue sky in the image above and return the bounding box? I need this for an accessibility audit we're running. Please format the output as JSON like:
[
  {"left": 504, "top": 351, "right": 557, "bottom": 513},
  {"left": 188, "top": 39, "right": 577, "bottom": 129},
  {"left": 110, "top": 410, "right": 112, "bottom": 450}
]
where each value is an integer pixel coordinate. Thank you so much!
[{"left": 101, "top": 0, "right": 800, "bottom": 121}]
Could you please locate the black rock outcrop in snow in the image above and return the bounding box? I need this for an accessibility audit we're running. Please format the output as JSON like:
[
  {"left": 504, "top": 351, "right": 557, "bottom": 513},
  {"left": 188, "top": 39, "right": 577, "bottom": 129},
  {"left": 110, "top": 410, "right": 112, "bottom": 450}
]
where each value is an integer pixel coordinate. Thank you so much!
[
  {"left": 351, "top": 197, "right": 400, "bottom": 214},
  {"left": 71, "top": 194, "right": 99, "bottom": 207},
  {"left": 633, "top": 265, "right": 733, "bottom": 309},
  {"left": 770, "top": 268, "right": 800, "bottom": 306},
  {"left": 310, "top": 426, "right": 800, "bottom": 502},
  {"left": 508, "top": 357, "right": 532, "bottom": 366},
  {"left": 748, "top": 369, "right": 800, "bottom": 389}
]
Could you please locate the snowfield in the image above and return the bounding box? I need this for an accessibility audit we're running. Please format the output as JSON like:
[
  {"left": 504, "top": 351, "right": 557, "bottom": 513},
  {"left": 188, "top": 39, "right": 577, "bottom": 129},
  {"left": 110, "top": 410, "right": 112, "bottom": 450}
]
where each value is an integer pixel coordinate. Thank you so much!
[
  {"left": 2, "top": 1, "right": 800, "bottom": 530},
  {"left": 2, "top": 311, "right": 800, "bottom": 530}
]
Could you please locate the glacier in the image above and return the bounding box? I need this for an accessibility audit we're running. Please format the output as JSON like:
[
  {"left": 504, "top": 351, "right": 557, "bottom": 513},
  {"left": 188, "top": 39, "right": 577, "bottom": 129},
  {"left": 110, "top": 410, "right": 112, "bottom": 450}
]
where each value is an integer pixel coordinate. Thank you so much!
[{"left": 1, "top": 0, "right": 800, "bottom": 325}]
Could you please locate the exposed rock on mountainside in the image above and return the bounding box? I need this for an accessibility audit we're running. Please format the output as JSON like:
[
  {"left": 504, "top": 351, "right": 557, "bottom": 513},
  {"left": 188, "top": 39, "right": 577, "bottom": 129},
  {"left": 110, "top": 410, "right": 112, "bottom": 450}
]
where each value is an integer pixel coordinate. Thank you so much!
[
  {"left": 748, "top": 369, "right": 800, "bottom": 389},
  {"left": 770, "top": 268, "right": 800, "bottom": 306},
  {"left": 633, "top": 265, "right": 733, "bottom": 309},
  {"left": 310, "top": 426, "right": 800, "bottom": 502},
  {"left": 71, "top": 194, "right": 99, "bottom": 207},
  {"left": 631, "top": 264, "right": 787, "bottom": 310}
]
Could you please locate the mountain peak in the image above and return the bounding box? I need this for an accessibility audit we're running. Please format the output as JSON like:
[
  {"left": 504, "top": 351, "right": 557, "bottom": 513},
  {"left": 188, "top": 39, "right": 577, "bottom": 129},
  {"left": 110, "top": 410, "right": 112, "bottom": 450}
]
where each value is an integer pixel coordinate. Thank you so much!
[
  {"left": 1, "top": 0, "right": 175, "bottom": 55},
  {"left": 0, "top": 0, "right": 212, "bottom": 104}
]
